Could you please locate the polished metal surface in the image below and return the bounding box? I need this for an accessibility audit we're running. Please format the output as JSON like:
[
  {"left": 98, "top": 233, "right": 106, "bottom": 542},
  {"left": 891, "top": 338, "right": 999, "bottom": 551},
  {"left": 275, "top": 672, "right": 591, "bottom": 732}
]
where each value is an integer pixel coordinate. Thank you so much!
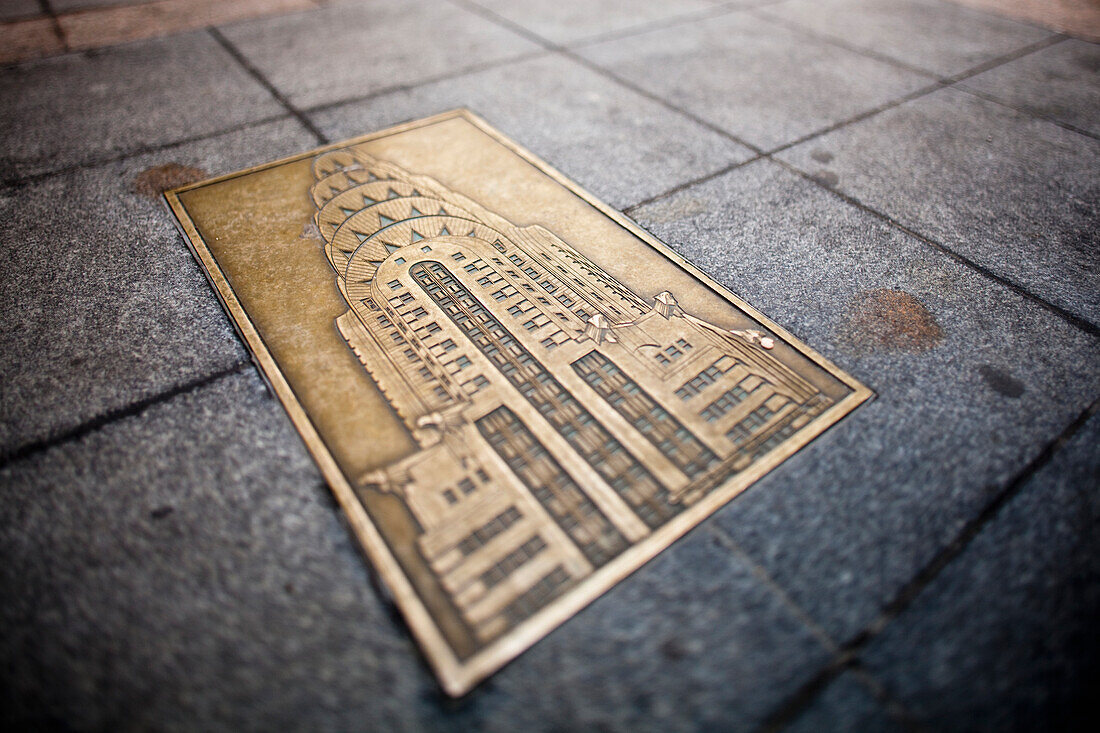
[{"left": 166, "top": 110, "right": 871, "bottom": 696}]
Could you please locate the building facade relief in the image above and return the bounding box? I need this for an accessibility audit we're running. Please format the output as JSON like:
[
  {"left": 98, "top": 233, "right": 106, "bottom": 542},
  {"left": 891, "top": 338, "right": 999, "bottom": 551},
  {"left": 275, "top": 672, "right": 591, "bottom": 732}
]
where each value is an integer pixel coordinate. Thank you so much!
[{"left": 310, "top": 148, "right": 836, "bottom": 653}]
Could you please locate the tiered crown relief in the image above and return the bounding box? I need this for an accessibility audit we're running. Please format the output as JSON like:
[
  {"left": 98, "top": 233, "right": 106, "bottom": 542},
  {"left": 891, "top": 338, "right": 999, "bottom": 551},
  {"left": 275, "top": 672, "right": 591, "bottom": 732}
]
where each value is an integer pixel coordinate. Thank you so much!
[{"left": 307, "top": 147, "right": 839, "bottom": 654}]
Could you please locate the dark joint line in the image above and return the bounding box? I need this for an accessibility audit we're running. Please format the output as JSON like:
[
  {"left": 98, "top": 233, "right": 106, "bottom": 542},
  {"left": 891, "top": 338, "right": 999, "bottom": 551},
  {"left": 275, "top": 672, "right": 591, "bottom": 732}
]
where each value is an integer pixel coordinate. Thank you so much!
[
  {"left": 756, "top": 395, "right": 1100, "bottom": 732},
  {"left": 562, "top": 48, "right": 766, "bottom": 154},
  {"left": 764, "top": 80, "right": 948, "bottom": 157},
  {"left": 772, "top": 158, "right": 1100, "bottom": 339},
  {"left": 954, "top": 85, "right": 1100, "bottom": 142},
  {"left": 0, "top": 361, "right": 252, "bottom": 469},
  {"left": 946, "top": 33, "right": 1069, "bottom": 84},
  {"left": 300, "top": 49, "right": 551, "bottom": 116},
  {"left": 749, "top": 9, "right": 940, "bottom": 81},
  {"left": 444, "top": 0, "right": 563, "bottom": 52},
  {"left": 36, "top": 0, "right": 67, "bottom": 53},
  {"left": 624, "top": 155, "right": 764, "bottom": 215},
  {"left": 0, "top": 113, "right": 293, "bottom": 190},
  {"left": 207, "top": 27, "right": 329, "bottom": 146},
  {"left": 565, "top": 1, "right": 752, "bottom": 51}
]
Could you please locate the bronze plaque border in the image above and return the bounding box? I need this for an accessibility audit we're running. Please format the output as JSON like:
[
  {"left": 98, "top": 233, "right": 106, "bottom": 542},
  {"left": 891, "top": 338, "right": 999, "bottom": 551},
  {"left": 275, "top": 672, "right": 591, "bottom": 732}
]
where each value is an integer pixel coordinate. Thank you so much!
[{"left": 165, "top": 109, "right": 872, "bottom": 696}]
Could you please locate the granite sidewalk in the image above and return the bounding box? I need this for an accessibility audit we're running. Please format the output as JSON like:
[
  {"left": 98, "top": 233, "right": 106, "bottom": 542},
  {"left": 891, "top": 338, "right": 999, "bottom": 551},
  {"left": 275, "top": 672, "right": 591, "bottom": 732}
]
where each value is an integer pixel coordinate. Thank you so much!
[{"left": 2, "top": 1, "right": 1098, "bottom": 730}]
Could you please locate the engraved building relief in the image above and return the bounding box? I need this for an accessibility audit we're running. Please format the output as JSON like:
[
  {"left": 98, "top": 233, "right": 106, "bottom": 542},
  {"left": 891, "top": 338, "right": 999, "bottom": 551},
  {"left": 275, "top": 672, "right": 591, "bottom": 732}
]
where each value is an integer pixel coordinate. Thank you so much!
[{"left": 309, "top": 147, "right": 836, "bottom": 653}]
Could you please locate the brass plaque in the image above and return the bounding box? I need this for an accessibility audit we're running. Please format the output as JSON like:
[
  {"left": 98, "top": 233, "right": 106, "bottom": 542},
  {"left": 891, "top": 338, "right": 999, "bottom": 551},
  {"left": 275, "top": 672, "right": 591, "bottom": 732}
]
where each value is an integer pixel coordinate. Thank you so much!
[{"left": 166, "top": 110, "right": 871, "bottom": 695}]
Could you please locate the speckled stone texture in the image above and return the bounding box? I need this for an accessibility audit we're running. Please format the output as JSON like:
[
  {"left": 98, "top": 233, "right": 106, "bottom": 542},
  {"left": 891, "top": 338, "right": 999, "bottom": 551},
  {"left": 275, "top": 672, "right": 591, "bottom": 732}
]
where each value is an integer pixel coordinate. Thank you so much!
[
  {"left": 1, "top": 0, "right": 1098, "bottom": 729},
  {"left": 0, "top": 118, "right": 317, "bottom": 459},
  {"left": 576, "top": 10, "right": 932, "bottom": 150},
  {"left": 862, "top": 411, "right": 1100, "bottom": 732},
  {"left": 0, "top": 30, "right": 287, "bottom": 181},
  {"left": 961, "top": 38, "right": 1100, "bottom": 135},
  {"left": 0, "top": 370, "right": 843, "bottom": 731},
  {"left": 778, "top": 86, "right": 1100, "bottom": 326},
  {"left": 785, "top": 672, "right": 905, "bottom": 733},
  {"left": 469, "top": 0, "right": 724, "bottom": 45},
  {"left": 217, "top": 0, "right": 542, "bottom": 110},
  {"left": 758, "top": 0, "right": 1050, "bottom": 77},
  {"left": 631, "top": 158, "right": 1100, "bottom": 641},
  {"left": 310, "top": 53, "right": 754, "bottom": 210},
  {"left": 0, "top": 373, "right": 429, "bottom": 731},
  {"left": 49, "top": 0, "right": 151, "bottom": 10}
]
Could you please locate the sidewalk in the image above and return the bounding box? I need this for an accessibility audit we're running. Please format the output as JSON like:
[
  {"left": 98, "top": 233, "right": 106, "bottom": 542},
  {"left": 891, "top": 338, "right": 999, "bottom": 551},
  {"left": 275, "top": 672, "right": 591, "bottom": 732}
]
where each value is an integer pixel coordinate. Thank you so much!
[{"left": 2, "top": 1, "right": 1098, "bottom": 730}]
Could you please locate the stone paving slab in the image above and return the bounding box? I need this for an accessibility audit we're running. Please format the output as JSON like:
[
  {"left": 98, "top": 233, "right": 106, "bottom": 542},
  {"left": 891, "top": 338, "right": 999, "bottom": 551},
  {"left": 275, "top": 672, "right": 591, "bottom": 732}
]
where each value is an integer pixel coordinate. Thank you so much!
[
  {"left": 785, "top": 672, "right": 904, "bottom": 733},
  {"left": 778, "top": 86, "right": 1100, "bottom": 327},
  {"left": 961, "top": 38, "right": 1100, "bottom": 137},
  {"left": 469, "top": 0, "right": 722, "bottom": 46},
  {"left": 0, "top": 371, "right": 435, "bottom": 732},
  {"left": 0, "top": 0, "right": 1097, "bottom": 727},
  {"left": 217, "top": 0, "right": 542, "bottom": 111},
  {"left": 577, "top": 9, "right": 931, "bottom": 151},
  {"left": 309, "top": 52, "right": 754, "bottom": 209},
  {"left": 0, "top": 30, "right": 287, "bottom": 181},
  {"left": 861, "top": 409, "right": 1100, "bottom": 732},
  {"left": 0, "top": 117, "right": 317, "bottom": 460},
  {"left": 759, "top": 0, "right": 1051, "bottom": 78},
  {"left": 441, "top": 528, "right": 833, "bottom": 733},
  {"left": 631, "top": 158, "right": 1100, "bottom": 642},
  {"left": 0, "top": 367, "right": 838, "bottom": 731}
]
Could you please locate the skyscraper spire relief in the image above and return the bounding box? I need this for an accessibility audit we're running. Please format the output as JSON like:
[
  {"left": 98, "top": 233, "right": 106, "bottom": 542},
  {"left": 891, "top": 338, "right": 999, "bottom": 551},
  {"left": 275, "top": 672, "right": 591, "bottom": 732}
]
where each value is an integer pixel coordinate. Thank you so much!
[
  {"left": 166, "top": 111, "right": 870, "bottom": 695},
  {"left": 310, "top": 146, "right": 837, "bottom": 650}
]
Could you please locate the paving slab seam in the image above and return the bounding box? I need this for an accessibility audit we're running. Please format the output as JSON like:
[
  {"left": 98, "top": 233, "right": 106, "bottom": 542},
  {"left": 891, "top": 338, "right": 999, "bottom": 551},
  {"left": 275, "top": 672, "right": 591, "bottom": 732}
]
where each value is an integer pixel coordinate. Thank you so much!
[
  {"left": 768, "top": 155, "right": 1100, "bottom": 339},
  {"left": 708, "top": 522, "right": 929, "bottom": 732},
  {"left": 953, "top": 82, "right": 1100, "bottom": 142},
  {"left": 447, "top": 0, "right": 703, "bottom": 55},
  {"left": 615, "top": 79, "right": 1099, "bottom": 343},
  {"left": 3, "top": 4, "right": 1091, "bottom": 715},
  {"left": 624, "top": 153, "right": 767, "bottom": 214},
  {"left": 561, "top": 0, "right": 771, "bottom": 51},
  {"left": 749, "top": 4, "right": 1076, "bottom": 89},
  {"left": 443, "top": 0, "right": 770, "bottom": 156},
  {"left": 617, "top": 76, "right": 947, "bottom": 213},
  {"left": 708, "top": 524, "right": 838, "bottom": 651},
  {"left": 0, "top": 44, "right": 547, "bottom": 189},
  {"left": 560, "top": 47, "right": 767, "bottom": 152},
  {"left": 737, "top": 32, "right": 1070, "bottom": 159},
  {"left": 442, "top": 0, "right": 583, "bottom": 51},
  {"left": 748, "top": 6, "right": 944, "bottom": 80},
  {"left": 602, "top": 41, "right": 1095, "bottom": 341},
  {"left": 35, "top": 0, "right": 66, "bottom": 53},
  {"left": 0, "top": 112, "right": 294, "bottom": 189},
  {"left": 758, "top": 27, "right": 1068, "bottom": 160},
  {"left": 445, "top": 0, "right": 1100, "bottom": 360},
  {"left": 582, "top": 31, "right": 1071, "bottom": 215},
  {"left": 763, "top": 78, "right": 947, "bottom": 156},
  {"left": 207, "top": 26, "right": 328, "bottom": 145},
  {"left": 299, "top": 48, "right": 551, "bottom": 116},
  {"left": 756, "top": 394, "right": 1100, "bottom": 732},
  {"left": 531, "top": 2, "right": 1066, "bottom": 171},
  {"left": 616, "top": 32, "right": 1070, "bottom": 196},
  {"left": 844, "top": 667, "right": 931, "bottom": 733},
  {"left": 0, "top": 360, "right": 252, "bottom": 469},
  {"left": 0, "top": 1, "right": 1069, "bottom": 193},
  {"left": 938, "top": 32, "right": 1070, "bottom": 82},
  {"left": 452, "top": 0, "right": 1067, "bottom": 175}
]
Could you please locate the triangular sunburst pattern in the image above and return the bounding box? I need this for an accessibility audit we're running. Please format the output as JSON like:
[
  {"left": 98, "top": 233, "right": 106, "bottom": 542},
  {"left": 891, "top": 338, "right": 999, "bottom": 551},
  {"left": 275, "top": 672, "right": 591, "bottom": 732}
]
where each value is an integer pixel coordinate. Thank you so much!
[{"left": 304, "top": 144, "right": 844, "bottom": 667}]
